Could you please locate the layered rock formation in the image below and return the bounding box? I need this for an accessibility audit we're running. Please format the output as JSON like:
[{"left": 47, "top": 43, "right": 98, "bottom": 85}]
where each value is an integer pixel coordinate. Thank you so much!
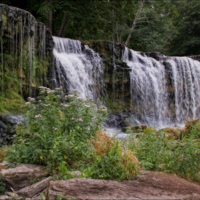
[{"left": 0, "top": 4, "right": 53, "bottom": 113}]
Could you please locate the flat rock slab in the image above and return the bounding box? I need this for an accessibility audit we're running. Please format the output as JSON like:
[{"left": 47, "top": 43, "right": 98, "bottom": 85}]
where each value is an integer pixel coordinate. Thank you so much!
[
  {"left": 1, "top": 164, "right": 50, "bottom": 191},
  {"left": 47, "top": 170, "right": 200, "bottom": 200}
]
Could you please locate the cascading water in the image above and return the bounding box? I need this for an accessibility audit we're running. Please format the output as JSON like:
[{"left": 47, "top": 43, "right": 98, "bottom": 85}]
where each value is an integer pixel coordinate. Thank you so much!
[
  {"left": 53, "top": 36, "right": 104, "bottom": 100},
  {"left": 123, "top": 47, "right": 200, "bottom": 128}
]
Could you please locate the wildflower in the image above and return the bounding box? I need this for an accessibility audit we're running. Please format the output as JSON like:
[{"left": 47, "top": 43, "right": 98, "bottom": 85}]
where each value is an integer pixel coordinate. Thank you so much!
[
  {"left": 39, "top": 100, "right": 41, "bottom": 102},
  {"left": 84, "top": 105, "right": 90, "bottom": 108},
  {"left": 64, "top": 104, "right": 69, "bottom": 107},
  {"left": 28, "top": 97, "right": 35, "bottom": 101},
  {"left": 26, "top": 102, "right": 31, "bottom": 105},
  {"left": 78, "top": 118, "right": 83, "bottom": 122},
  {"left": 20, "top": 139, "right": 23, "bottom": 142},
  {"left": 68, "top": 95, "right": 74, "bottom": 97},
  {"left": 40, "top": 156, "right": 43, "bottom": 160},
  {"left": 35, "top": 114, "right": 42, "bottom": 118},
  {"left": 71, "top": 117, "right": 75, "bottom": 120}
]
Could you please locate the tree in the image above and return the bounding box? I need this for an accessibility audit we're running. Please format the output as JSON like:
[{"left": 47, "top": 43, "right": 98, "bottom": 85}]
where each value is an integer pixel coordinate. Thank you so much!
[
  {"left": 125, "top": 0, "right": 145, "bottom": 46},
  {"left": 169, "top": 0, "right": 200, "bottom": 56}
]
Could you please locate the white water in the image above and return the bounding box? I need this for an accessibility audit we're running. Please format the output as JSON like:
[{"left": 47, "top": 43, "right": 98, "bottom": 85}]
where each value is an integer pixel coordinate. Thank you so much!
[
  {"left": 123, "top": 47, "right": 200, "bottom": 128},
  {"left": 53, "top": 37, "right": 104, "bottom": 100}
]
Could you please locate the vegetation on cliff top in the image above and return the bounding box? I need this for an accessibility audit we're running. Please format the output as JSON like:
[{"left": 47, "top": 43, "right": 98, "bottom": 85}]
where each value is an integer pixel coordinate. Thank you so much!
[{"left": 1, "top": 0, "right": 200, "bottom": 56}]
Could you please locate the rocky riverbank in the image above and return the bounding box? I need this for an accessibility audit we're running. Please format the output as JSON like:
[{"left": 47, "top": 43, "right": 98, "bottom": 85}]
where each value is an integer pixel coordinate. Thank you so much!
[{"left": 0, "top": 163, "right": 200, "bottom": 199}]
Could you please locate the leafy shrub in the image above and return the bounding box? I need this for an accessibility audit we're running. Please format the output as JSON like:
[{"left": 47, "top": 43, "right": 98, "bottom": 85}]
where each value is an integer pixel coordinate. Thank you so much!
[
  {"left": 0, "top": 146, "right": 8, "bottom": 162},
  {"left": 6, "top": 87, "right": 107, "bottom": 169},
  {"left": 128, "top": 130, "right": 200, "bottom": 182},
  {"left": 144, "top": 127, "right": 156, "bottom": 134},
  {"left": 0, "top": 176, "right": 6, "bottom": 195},
  {"left": 187, "top": 120, "right": 200, "bottom": 139},
  {"left": 85, "top": 131, "right": 139, "bottom": 180}
]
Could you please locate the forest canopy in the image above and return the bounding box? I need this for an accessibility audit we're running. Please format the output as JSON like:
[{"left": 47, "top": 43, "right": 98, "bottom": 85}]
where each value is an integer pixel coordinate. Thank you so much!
[{"left": 1, "top": 0, "right": 200, "bottom": 56}]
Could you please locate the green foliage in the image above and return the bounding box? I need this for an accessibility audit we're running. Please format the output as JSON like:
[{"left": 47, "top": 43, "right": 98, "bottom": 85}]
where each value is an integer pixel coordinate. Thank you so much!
[
  {"left": 187, "top": 121, "right": 200, "bottom": 139},
  {"left": 143, "top": 127, "right": 156, "bottom": 134},
  {"left": 6, "top": 87, "right": 107, "bottom": 169},
  {"left": 169, "top": 0, "right": 200, "bottom": 55},
  {"left": 83, "top": 131, "right": 139, "bottom": 180},
  {"left": 0, "top": 176, "right": 6, "bottom": 195},
  {"left": 128, "top": 130, "right": 200, "bottom": 182}
]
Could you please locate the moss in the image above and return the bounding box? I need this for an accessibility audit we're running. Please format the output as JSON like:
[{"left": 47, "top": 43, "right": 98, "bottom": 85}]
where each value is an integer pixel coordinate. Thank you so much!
[
  {"left": 0, "top": 91, "right": 24, "bottom": 114},
  {"left": 104, "top": 97, "right": 128, "bottom": 113},
  {"left": 2, "top": 14, "right": 7, "bottom": 26}
]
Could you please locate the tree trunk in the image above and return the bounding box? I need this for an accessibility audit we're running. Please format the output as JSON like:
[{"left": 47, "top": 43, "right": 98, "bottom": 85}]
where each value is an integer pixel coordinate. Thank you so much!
[
  {"left": 125, "top": 0, "right": 145, "bottom": 46},
  {"left": 58, "top": 12, "right": 68, "bottom": 37},
  {"left": 46, "top": 0, "right": 53, "bottom": 34}
]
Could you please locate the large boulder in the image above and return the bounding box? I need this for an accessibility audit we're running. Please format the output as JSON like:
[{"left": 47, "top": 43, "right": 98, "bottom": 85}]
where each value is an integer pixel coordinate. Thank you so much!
[
  {"left": 47, "top": 171, "right": 200, "bottom": 200},
  {"left": 1, "top": 164, "right": 50, "bottom": 190}
]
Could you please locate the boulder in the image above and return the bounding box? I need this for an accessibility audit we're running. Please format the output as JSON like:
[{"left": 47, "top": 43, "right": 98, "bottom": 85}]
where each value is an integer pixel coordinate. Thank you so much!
[
  {"left": 122, "top": 125, "right": 147, "bottom": 133},
  {"left": 1, "top": 164, "right": 50, "bottom": 191},
  {"left": 0, "top": 121, "right": 7, "bottom": 129},
  {"left": 130, "top": 125, "right": 147, "bottom": 132},
  {"left": 47, "top": 171, "right": 200, "bottom": 200},
  {"left": 123, "top": 118, "right": 138, "bottom": 127},
  {"left": 17, "top": 176, "right": 52, "bottom": 198}
]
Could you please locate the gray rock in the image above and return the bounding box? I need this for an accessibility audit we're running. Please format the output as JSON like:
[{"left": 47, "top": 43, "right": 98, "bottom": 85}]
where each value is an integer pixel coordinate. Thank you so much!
[{"left": 0, "top": 121, "right": 7, "bottom": 129}]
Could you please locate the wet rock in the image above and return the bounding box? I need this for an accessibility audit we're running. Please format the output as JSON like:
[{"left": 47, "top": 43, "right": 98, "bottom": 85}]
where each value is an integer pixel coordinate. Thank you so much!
[
  {"left": 17, "top": 177, "right": 52, "bottom": 198},
  {"left": 0, "top": 121, "right": 7, "bottom": 129},
  {"left": 130, "top": 125, "right": 147, "bottom": 132},
  {"left": 1, "top": 164, "right": 50, "bottom": 190},
  {"left": 123, "top": 118, "right": 138, "bottom": 127}
]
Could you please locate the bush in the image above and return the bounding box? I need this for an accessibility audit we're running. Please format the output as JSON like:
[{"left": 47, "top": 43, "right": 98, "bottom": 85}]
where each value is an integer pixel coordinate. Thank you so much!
[
  {"left": 128, "top": 130, "right": 200, "bottom": 182},
  {"left": 144, "top": 127, "right": 156, "bottom": 134},
  {"left": 6, "top": 87, "right": 107, "bottom": 169},
  {"left": 84, "top": 131, "right": 139, "bottom": 180}
]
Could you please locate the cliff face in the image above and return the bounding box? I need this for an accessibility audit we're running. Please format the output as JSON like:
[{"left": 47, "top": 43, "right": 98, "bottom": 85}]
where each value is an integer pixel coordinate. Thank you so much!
[{"left": 0, "top": 4, "right": 53, "bottom": 113}]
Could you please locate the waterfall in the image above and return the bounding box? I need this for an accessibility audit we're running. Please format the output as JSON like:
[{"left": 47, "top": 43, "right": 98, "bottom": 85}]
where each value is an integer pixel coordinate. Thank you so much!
[
  {"left": 53, "top": 36, "right": 104, "bottom": 100},
  {"left": 123, "top": 47, "right": 200, "bottom": 128}
]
